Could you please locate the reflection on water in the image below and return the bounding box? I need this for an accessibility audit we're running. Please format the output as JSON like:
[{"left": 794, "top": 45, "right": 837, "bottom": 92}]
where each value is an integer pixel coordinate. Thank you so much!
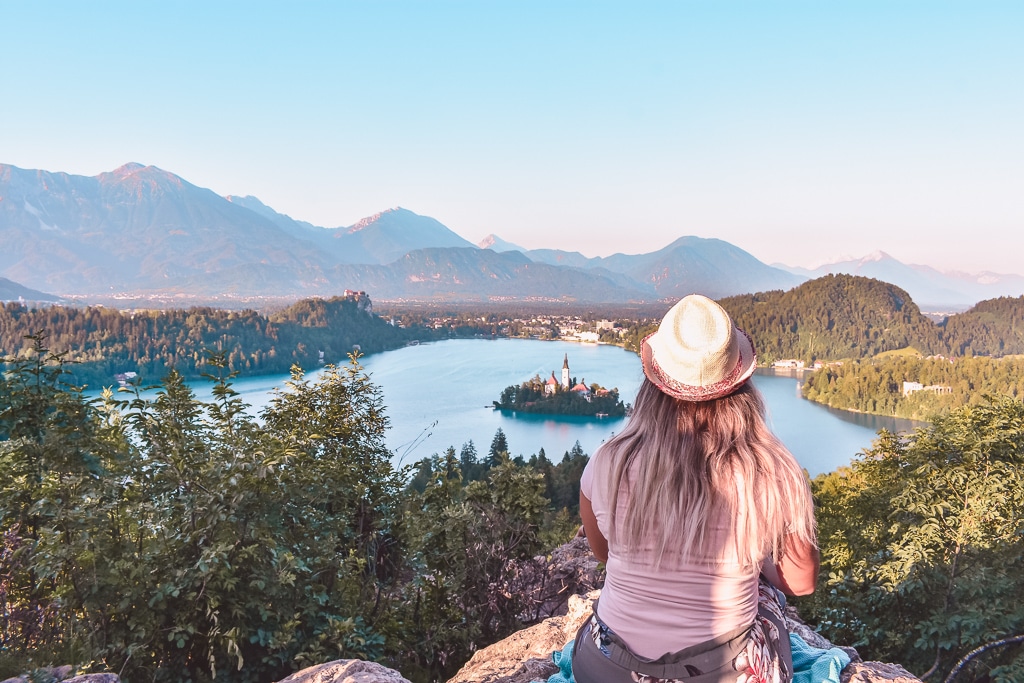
[
  {"left": 751, "top": 369, "right": 920, "bottom": 475},
  {"left": 763, "top": 369, "right": 921, "bottom": 434}
]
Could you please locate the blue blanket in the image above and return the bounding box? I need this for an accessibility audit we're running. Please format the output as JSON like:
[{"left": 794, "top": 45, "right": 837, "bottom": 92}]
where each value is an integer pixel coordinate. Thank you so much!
[
  {"left": 546, "top": 639, "right": 575, "bottom": 683},
  {"left": 789, "top": 632, "right": 851, "bottom": 683}
]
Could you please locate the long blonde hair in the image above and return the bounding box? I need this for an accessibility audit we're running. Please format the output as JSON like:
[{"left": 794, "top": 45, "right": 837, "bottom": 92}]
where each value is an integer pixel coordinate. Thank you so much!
[{"left": 604, "top": 379, "right": 815, "bottom": 569}]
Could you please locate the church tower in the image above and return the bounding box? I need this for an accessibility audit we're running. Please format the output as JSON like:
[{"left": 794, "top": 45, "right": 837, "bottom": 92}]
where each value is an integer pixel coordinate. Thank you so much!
[{"left": 562, "top": 354, "right": 570, "bottom": 389}]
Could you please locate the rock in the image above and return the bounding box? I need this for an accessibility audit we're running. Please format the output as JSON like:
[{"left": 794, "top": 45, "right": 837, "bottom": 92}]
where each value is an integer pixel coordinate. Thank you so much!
[
  {"left": 275, "top": 659, "right": 412, "bottom": 683},
  {"left": 784, "top": 605, "right": 834, "bottom": 650},
  {"left": 841, "top": 662, "right": 921, "bottom": 683},
  {"left": 50, "top": 667, "right": 74, "bottom": 681},
  {"left": 447, "top": 591, "right": 598, "bottom": 683},
  {"left": 1, "top": 670, "right": 117, "bottom": 683},
  {"left": 447, "top": 586, "right": 924, "bottom": 683},
  {"left": 515, "top": 536, "right": 605, "bottom": 623},
  {"left": 784, "top": 607, "right": 920, "bottom": 683}
]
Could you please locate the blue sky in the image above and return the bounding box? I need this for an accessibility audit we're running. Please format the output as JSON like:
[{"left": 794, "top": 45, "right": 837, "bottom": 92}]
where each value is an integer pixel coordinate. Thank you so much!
[{"left": 2, "top": 2, "right": 1022, "bottom": 273}]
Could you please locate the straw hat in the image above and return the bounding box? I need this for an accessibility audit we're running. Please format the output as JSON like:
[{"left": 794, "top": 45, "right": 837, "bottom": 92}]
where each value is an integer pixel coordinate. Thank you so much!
[{"left": 640, "top": 294, "right": 756, "bottom": 401}]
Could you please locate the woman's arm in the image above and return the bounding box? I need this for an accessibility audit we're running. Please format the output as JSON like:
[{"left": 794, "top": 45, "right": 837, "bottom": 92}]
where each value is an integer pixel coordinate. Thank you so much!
[
  {"left": 763, "top": 534, "right": 819, "bottom": 596},
  {"left": 579, "top": 491, "right": 609, "bottom": 563}
]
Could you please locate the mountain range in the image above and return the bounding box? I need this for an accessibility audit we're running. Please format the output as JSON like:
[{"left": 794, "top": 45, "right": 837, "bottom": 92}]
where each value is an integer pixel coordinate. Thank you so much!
[
  {"left": 774, "top": 252, "right": 1024, "bottom": 312},
  {"left": 1, "top": 162, "right": 1020, "bottom": 308},
  {"left": 0, "top": 276, "right": 60, "bottom": 303}
]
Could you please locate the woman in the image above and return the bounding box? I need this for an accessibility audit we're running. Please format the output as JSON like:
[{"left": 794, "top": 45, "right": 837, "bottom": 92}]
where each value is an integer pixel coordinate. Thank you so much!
[{"left": 573, "top": 294, "right": 818, "bottom": 683}]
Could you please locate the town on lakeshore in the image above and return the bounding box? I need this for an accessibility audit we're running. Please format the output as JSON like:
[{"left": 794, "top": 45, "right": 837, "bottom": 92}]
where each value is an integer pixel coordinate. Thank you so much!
[{"left": 5, "top": 272, "right": 1023, "bottom": 423}]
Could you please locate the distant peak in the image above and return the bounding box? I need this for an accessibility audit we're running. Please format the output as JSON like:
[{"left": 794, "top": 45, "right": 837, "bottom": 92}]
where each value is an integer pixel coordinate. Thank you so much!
[
  {"left": 104, "top": 162, "right": 177, "bottom": 181},
  {"left": 478, "top": 233, "right": 526, "bottom": 253},
  {"left": 349, "top": 207, "right": 405, "bottom": 232},
  {"left": 225, "top": 194, "right": 267, "bottom": 207},
  {"left": 116, "top": 162, "right": 146, "bottom": 172},
  {"left": 861, "top": 250, "right": 892, "bottom": 263},
  {"left": 98, "top": 163, "right": 185, "bottom": 191}
]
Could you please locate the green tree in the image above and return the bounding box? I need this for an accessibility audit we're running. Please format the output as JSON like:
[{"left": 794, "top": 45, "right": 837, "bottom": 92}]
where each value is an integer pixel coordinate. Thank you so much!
[
  {"left": 400, "top": 455, "right": 548, "bottom": 682},
  {"left": 0, "top": 335, "right": 118, "bottom": 673},
  {"left": 0, "top": 353, "right": 403, "bottom": 683},
  {"left": 804, "top": 398, "right": 1024, "bottom": 681},
  {"left": 488, "top": 428, "right": 509, "bottom": 466},
  {"left": 459, "top": 440, "right": 487, "bottom": 483},
  {"left": 0, "top": 340, "right": 587, "bottom": 683},
  {"left": 548, "top": 441, "right": 589, "bottom": 513}
]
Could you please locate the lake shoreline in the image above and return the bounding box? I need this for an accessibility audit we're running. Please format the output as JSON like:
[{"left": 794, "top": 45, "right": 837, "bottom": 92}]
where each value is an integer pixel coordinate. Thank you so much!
[
  {"left": 90, "top": 339, "right": 913, "bottom": 476},
  {"left": 95, "top": 338, "right": 923, "bottom": 430}
]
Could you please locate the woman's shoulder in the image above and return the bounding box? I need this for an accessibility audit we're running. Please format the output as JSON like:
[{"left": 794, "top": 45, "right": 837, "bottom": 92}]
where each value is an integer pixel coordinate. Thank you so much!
[
  {"left": 586, "top": 442, "right": 618, "bottom": 473},
  {"left": 581, "top": 443, "right": 617, "bottom": 496}
]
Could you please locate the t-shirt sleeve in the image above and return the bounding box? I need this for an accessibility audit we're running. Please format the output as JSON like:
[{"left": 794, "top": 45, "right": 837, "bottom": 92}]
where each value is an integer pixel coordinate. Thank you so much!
[
  {"left": 580, "top": 446, "right": 614, "bottom": 547},
  {"left": 580, "top": 452, "right": 596, "bottom": 499}
]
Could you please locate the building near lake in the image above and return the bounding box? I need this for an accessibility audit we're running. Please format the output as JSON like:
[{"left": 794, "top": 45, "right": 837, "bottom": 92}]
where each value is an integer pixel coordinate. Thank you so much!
[{"left": 902, "top": 381, "right": 952, "bottom": 397}]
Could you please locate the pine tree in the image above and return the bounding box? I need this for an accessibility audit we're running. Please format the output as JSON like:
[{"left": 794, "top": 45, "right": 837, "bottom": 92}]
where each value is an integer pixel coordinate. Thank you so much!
[
  {"left": 488, "top": 427, "right": 509, "bottom": 466},
  {"left": 460, "top": 440, "right": 487, "bottom": 482}
]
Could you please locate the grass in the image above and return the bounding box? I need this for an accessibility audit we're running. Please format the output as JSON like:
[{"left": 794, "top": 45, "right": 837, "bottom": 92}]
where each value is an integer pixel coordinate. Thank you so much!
[{"left": 873, "top": 347, "right": 924, "bottom": 360}]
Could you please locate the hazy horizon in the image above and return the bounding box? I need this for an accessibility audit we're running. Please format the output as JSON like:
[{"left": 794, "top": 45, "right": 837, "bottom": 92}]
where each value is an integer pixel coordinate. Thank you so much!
[{"left": 3, "top": 2, "right": 1022, "bottom": 273}]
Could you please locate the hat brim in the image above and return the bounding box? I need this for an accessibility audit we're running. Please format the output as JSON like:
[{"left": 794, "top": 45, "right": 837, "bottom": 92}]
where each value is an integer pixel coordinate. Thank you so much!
[{"left": 640, "top": 328, "right": 757, "bottom": 402}]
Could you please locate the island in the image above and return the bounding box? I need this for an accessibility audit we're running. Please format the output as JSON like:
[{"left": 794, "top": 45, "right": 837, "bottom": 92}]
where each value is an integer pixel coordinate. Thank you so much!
[{"left": 492, "top": 354, "right": 628, "bottom": 417}]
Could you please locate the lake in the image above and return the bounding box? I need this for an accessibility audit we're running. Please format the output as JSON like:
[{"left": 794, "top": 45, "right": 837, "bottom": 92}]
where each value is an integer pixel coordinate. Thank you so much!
[{"left": 150, "top": 338, "right": 917, "bottom": 477}]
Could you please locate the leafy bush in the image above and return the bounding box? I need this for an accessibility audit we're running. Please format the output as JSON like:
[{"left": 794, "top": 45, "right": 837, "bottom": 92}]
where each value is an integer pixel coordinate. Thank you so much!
[
  {"left": 803, "top": 397, "right": 1024, "bottom": 681},
  {"left": 0, "top": 339, "right": 403, "bottom": 682},
  {"left": 0, "top": 339, "right": 586, "bottom": 683}
]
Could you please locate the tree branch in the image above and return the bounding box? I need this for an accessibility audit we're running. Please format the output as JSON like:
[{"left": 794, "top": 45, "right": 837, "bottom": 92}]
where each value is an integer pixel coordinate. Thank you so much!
[{"left": 943, "top": 634, "right": 1024, "bottom": 683}]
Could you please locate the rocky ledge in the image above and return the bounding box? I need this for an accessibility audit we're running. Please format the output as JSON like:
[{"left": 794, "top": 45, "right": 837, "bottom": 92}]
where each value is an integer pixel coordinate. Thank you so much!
[
  {"left": 447, "top": 537, "right": 921, "bottom": 683},
  {"left": 449, "top": 590, "right": 920, "bottom": 683}
]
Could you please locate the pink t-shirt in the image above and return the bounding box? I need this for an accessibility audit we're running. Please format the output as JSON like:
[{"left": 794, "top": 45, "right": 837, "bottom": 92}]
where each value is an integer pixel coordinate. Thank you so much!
[{"left": 580, "top": 446, "right": 760, "bottom": 660}]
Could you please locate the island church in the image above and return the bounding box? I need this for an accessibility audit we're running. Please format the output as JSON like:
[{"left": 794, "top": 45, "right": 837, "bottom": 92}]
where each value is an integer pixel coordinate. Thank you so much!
[{"left": 544, "top": 355, "right": 591, "bottom": 396}]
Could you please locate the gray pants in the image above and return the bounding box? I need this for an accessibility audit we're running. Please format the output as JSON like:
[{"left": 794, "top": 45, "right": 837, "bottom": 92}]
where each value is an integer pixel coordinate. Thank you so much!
[
  {"left": 571, "top": 596, "right": 793, "bottom": 683},
  {"left": 572, "top": 620, "right": 753, "bottom": 683}
]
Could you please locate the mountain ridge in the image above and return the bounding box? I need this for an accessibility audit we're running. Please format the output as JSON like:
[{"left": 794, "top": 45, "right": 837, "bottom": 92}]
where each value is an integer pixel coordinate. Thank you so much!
[
  {"left": 14, "top": 161, "right": 1011, "bottom": 308},
  {"left": 775, "top": 251, "right": 1024, "bottom": 311},
  {"left": 0, "top": 276, "right": 60, "bottom": 303}
]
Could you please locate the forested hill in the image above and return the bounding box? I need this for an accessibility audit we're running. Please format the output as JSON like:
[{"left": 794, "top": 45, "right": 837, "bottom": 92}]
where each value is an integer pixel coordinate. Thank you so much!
[
  {"left": 614, "top": 275, "right": 1024, "bottom": 365},
  {"left": 0, "top": 295, "right": 436, "bottom": 386},
  {"left": 8, "top": 274, "right": 1024, "bottom": 388},
  {"left": 719, "top": 274, "right": 942, "bottom": 363},
  {"left": 722, "top": 275, "right": 1024, "bottom": 363},
  {"left": 939, "top": 295, "right": 1024, "bottom": 357}
]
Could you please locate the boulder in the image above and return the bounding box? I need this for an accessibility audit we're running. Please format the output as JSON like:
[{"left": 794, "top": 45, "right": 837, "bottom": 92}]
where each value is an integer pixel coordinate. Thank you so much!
[
  {"left": 447, "top": 591, "right": 597, "bottom": 683},
  {"left": 517, "top": 536, "right": 605, "bottom": 622},
  {"left": 841, "top": 662, "right": 921, "bottom": 683},
  {"left": 275, "top": 659, "right": 412, "bottom": 683},
  {"left": 447, "top": 590, "right": 924, "bottom": 683},
  {"left": 0, "top": 671, "right": 117, "bottom": 683}
]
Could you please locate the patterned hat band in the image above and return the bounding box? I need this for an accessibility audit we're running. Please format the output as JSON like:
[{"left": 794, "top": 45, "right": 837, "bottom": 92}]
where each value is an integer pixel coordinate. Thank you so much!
[{"left": 640, "top": 295, "right": 757, "bottom": 402}]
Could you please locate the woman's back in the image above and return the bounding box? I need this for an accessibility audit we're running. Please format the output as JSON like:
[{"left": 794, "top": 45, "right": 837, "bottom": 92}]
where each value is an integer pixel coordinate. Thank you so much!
[
  {"left": 582, "top": 446, "right": 762, "bottom": 658},
  {"left": 573, "top": 294, "right": 818, "bottom": 682}
]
